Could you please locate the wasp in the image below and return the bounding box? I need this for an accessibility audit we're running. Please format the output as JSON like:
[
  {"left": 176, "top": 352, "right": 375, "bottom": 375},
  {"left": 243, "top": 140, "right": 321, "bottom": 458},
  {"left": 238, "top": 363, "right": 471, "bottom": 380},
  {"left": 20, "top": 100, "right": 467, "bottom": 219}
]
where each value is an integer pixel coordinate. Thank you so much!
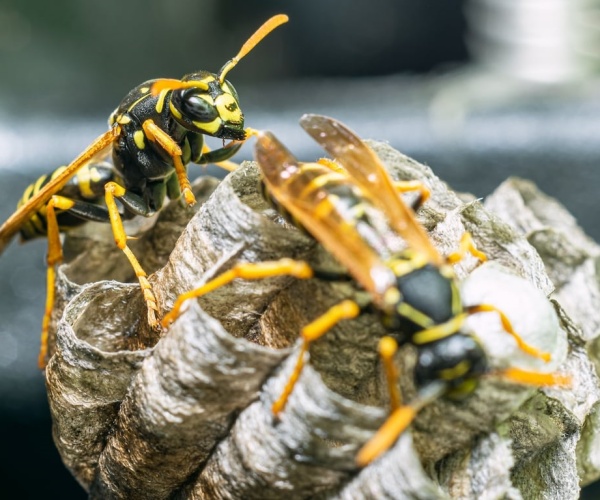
[
  {"left": 161, "top": 114, "right": 568, "bottom": 465},
  {"left": 0, "top": 14, "right": 289, "bottom": 369}
]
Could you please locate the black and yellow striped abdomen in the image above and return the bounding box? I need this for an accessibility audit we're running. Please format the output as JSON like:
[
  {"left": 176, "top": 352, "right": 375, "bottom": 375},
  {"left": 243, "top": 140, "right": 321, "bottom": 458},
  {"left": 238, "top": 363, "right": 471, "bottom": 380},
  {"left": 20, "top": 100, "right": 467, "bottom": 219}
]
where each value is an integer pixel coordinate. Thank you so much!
[{"left": 18, "top": 162, "right": 115, "bottom": 241}]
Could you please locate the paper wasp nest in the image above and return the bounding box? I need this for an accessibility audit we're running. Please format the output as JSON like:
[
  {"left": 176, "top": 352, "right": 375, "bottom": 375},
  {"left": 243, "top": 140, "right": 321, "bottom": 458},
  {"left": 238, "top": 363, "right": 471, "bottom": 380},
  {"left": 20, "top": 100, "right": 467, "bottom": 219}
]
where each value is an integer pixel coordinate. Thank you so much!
[{"left": 44, "top": 142, "right": 600, "bottom": 499}]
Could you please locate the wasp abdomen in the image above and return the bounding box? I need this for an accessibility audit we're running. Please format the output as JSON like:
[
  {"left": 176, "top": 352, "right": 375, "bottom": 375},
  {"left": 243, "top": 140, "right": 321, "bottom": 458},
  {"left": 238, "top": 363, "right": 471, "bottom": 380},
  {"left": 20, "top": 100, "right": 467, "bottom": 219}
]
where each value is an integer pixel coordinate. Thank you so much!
[{"left": 18, "top": 162, "right": 115, "bottom": 241}]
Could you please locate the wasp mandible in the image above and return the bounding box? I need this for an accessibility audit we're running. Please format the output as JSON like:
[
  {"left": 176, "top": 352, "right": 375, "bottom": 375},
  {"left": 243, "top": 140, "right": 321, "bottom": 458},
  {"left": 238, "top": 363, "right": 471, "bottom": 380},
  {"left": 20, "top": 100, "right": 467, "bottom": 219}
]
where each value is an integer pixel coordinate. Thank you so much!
[
  {"left": 0, "top": 14, "right": 289, "bottom": 368},
  {"left": 161, "top": 115, "right": 568, "bottom": 465}
]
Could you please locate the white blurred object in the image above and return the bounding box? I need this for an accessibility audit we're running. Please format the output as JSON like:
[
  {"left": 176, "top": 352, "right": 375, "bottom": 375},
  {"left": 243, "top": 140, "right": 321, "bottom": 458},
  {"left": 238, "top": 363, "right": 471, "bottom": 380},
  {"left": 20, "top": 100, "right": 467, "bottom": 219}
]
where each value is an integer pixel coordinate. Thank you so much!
[{"left": 465, "top": 0, "right": 600, "bottom": 83}]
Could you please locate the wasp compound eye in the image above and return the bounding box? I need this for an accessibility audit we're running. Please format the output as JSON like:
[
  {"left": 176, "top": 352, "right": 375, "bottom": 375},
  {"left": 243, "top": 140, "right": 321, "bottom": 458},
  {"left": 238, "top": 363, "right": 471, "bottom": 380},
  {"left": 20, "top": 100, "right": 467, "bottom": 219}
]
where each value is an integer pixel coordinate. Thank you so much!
[{"left": 180, "top": 93, "right": 219, "bottom": 123}]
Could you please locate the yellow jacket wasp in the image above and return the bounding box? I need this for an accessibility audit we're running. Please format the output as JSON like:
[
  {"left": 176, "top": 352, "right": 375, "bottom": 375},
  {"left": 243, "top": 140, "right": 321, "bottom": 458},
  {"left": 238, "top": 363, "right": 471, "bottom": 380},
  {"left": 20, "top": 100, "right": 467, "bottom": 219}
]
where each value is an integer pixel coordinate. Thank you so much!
[
  {"left": 161, "top": 114, "right": 569, "bottom": 466},
  {"left": 0, "top": 14, "right": 288, "bottom": 368}
]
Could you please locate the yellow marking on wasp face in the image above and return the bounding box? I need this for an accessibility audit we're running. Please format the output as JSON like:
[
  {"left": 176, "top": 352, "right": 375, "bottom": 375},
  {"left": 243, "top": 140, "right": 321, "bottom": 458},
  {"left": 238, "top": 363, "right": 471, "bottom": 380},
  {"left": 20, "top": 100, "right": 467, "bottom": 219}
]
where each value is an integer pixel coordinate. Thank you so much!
[
  {"left": 221, "top": 81, "right": 232, "bottom": 94},
  {"left": 192, "top": 117, "right": 221, "bottom": 134},
  {"left": 169, "top": 101, "right": 182, "bottom": 120},
  {"left": 155, "top": 89, "right": 169, "bottom": 114},
  {"left": 439, "top": 360, "right": 471, "bottom": 381},
  {"left": 140, "top": 86, "right": 150, "bottom": 93},
  {"left": 134, "top": 130, "right": 146, "bottom": 150},
  {"left": 215, "top": 93, "right": 242, "bottom": 124},
  {"left": 412, "top": 313, "right": 468, "bottom": 344}
]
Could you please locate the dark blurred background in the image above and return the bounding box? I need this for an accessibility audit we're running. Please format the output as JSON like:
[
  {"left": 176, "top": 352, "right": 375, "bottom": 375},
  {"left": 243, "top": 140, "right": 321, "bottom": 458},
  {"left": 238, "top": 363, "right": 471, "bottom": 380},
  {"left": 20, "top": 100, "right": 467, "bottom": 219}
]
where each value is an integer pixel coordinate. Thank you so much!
[{"left": 0, "top": 0, "right": 599, "bottom": 497}]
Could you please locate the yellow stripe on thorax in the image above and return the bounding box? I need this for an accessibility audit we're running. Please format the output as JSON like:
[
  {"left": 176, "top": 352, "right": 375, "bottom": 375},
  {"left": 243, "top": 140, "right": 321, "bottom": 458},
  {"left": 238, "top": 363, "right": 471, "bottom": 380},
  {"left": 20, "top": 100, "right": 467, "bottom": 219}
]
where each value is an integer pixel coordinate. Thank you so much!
[
  {"left": 438, "top": 359, "right": 471, "bottom": 381},
  {"left": 412, "top": 312, "right": 468, "bottom": 345},
  {"left": 397, "top": 301, "right": 434, "bottom": 329},
  {"left": 155, "top": 89, "right": 169, "bottom": 114},
  {"left": 127, "top": 93, "right": 151, "bottom": 113}
]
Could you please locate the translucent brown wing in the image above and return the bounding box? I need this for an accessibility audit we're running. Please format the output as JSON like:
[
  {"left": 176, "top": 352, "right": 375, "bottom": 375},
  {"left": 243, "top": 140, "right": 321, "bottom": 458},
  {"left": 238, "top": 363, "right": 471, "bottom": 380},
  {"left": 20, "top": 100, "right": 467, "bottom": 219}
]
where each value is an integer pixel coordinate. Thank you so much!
[
  {"left": 254, "top": 131, "right": 395, "bottom": 302},
  {"left": 0, "top": 128, "right": 116, "bottom": 255},
  {"left": 299, "top": 114, "right": 443, "bottom": 266}
]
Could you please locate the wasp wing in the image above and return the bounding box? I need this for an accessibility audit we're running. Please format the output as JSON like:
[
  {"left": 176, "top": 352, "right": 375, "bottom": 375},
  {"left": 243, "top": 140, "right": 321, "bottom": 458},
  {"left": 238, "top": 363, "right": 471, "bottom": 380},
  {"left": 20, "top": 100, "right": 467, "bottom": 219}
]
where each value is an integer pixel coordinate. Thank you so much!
[
  {"left": 255, "top": 131, "right": 394, "bottom": 302},
  {"left": 300, "top": 114, "right": 443, "bottom": 266},
  {"left": 0, "top": 128, "right": 116, "bottom": 255}
]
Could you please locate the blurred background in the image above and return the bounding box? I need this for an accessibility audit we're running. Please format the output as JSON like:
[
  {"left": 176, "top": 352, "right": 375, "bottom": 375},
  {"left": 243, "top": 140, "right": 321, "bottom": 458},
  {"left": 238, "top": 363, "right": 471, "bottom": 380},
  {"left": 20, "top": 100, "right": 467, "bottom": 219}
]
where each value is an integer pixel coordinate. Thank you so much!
[{"left": 0, "top": 0, "right": 599, "bottom": 497}]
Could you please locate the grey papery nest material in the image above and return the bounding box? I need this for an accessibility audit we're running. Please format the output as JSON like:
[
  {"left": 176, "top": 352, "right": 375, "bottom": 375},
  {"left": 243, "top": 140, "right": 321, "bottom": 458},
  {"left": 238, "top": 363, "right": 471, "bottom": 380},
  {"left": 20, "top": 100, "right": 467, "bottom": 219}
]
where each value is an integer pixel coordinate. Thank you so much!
[{"left": 44, "top": 141, "right": 600, "bottom": 499}]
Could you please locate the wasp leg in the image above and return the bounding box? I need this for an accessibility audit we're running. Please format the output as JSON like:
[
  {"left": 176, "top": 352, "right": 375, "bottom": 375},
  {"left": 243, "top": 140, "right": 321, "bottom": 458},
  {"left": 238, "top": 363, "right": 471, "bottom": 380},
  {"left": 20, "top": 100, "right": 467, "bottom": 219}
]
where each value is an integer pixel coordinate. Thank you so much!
[
  {"left": 105, "top": 182, "right": 160, "bottom": 329},
  {"left": 38, "top": 195, "right": 72, "bottom": 368},
  {"left": 142, "top": 119, "right": 196, "bottom": 206},
  {"left": 199, "top": 127, "right": 259, "bottom": 171},
  {"left": 446, "top": 232, "right": 487, "bottom": 265},
  {"left": 272, "top": 300, "right": 362, "bottom": 415},
  {"left": 467, "top": 304, "right": 551, "bottom": 362},
  {"left": 499, "top": 367, "right": 571, "bottom": 387},
  {"left": 379, "top": 336, "right": 402, "bottom": 411},
  {"left": 161, "top": 259, "right": 314, "bottom": 328},
  {"left": 198, "top": 141, "right": 243, "bottom": 172},
  {"left": 316, "top": 157, "right": 430, "bottom": 210},
  {"left": 355, "top": 378, "right": 447, "bottom": 467},
  {"left": 356, "top": 404, "right": 418, "bottom": 467},
  {"left": 393, "top": 180, "right": 431, "bottom": 210},
  {"left": 316, "top": 157, "right": 347, "bottom": 174}
]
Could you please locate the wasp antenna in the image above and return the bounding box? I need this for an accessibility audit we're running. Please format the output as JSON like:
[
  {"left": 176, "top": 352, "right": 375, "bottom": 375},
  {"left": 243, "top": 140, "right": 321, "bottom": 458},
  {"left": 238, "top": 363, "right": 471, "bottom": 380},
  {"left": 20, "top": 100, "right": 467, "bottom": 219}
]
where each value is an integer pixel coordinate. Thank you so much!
[
  {"left": 218, "top": 14, "right": 289, "bottom": 83},
  {"left": 150, "top": 79, "right": 209, "bottom": 97}
]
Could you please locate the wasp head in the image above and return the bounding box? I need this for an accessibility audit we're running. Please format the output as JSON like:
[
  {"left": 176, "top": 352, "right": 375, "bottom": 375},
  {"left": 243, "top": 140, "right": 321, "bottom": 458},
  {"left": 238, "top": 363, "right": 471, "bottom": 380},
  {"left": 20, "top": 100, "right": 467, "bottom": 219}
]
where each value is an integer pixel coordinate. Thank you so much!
[{"left": 168, "top": 71, "right": 246, "bottom": 141}]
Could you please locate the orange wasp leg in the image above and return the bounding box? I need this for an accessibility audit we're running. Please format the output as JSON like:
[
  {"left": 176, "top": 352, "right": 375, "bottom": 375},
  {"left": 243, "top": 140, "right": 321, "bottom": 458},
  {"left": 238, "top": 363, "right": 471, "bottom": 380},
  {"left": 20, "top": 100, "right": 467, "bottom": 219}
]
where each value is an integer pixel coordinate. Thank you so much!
[
  {"left": 499, "top": 367, "right": 571, "bottom": 387},
  {"left": 356, "top": 404, "right": 418, "bottom": 468},
  {"left": 271, "top": 299, "right": 361, "bottom": 415},
  {"left": 142, "top": 119, "right": 196, "bottom": 206},
  {"left": 378, "top": 336, "right": 402, "bottom": 411},
  {"left": 356, "top": 341, "right": 570, "bottom": 468},
  {"left": 161, "top": 258, "right": 314, "bottom": 328},
  {"left": 446, "top": 232, "right": 487, "bottom": 265},
  {"left": 393, "top": 180, "right": 431, "bottom": 208},
  {"left": 104, "top": 182, "right": 160, "bottom": 329},
  {"left": 356, "top": 336, "right": 434, "bottom": 467},
  {"left": 199, "top": 127, "right": 260, "bottom": 172},
  {"left": 38, "top": 195, "right": 76, "bottom": 368},
  {"left": 467, "top": 304, "right": 552, "bottom": 362},
  {"left": 315, "top": 158, "right": 431, "bottom": 209}
]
